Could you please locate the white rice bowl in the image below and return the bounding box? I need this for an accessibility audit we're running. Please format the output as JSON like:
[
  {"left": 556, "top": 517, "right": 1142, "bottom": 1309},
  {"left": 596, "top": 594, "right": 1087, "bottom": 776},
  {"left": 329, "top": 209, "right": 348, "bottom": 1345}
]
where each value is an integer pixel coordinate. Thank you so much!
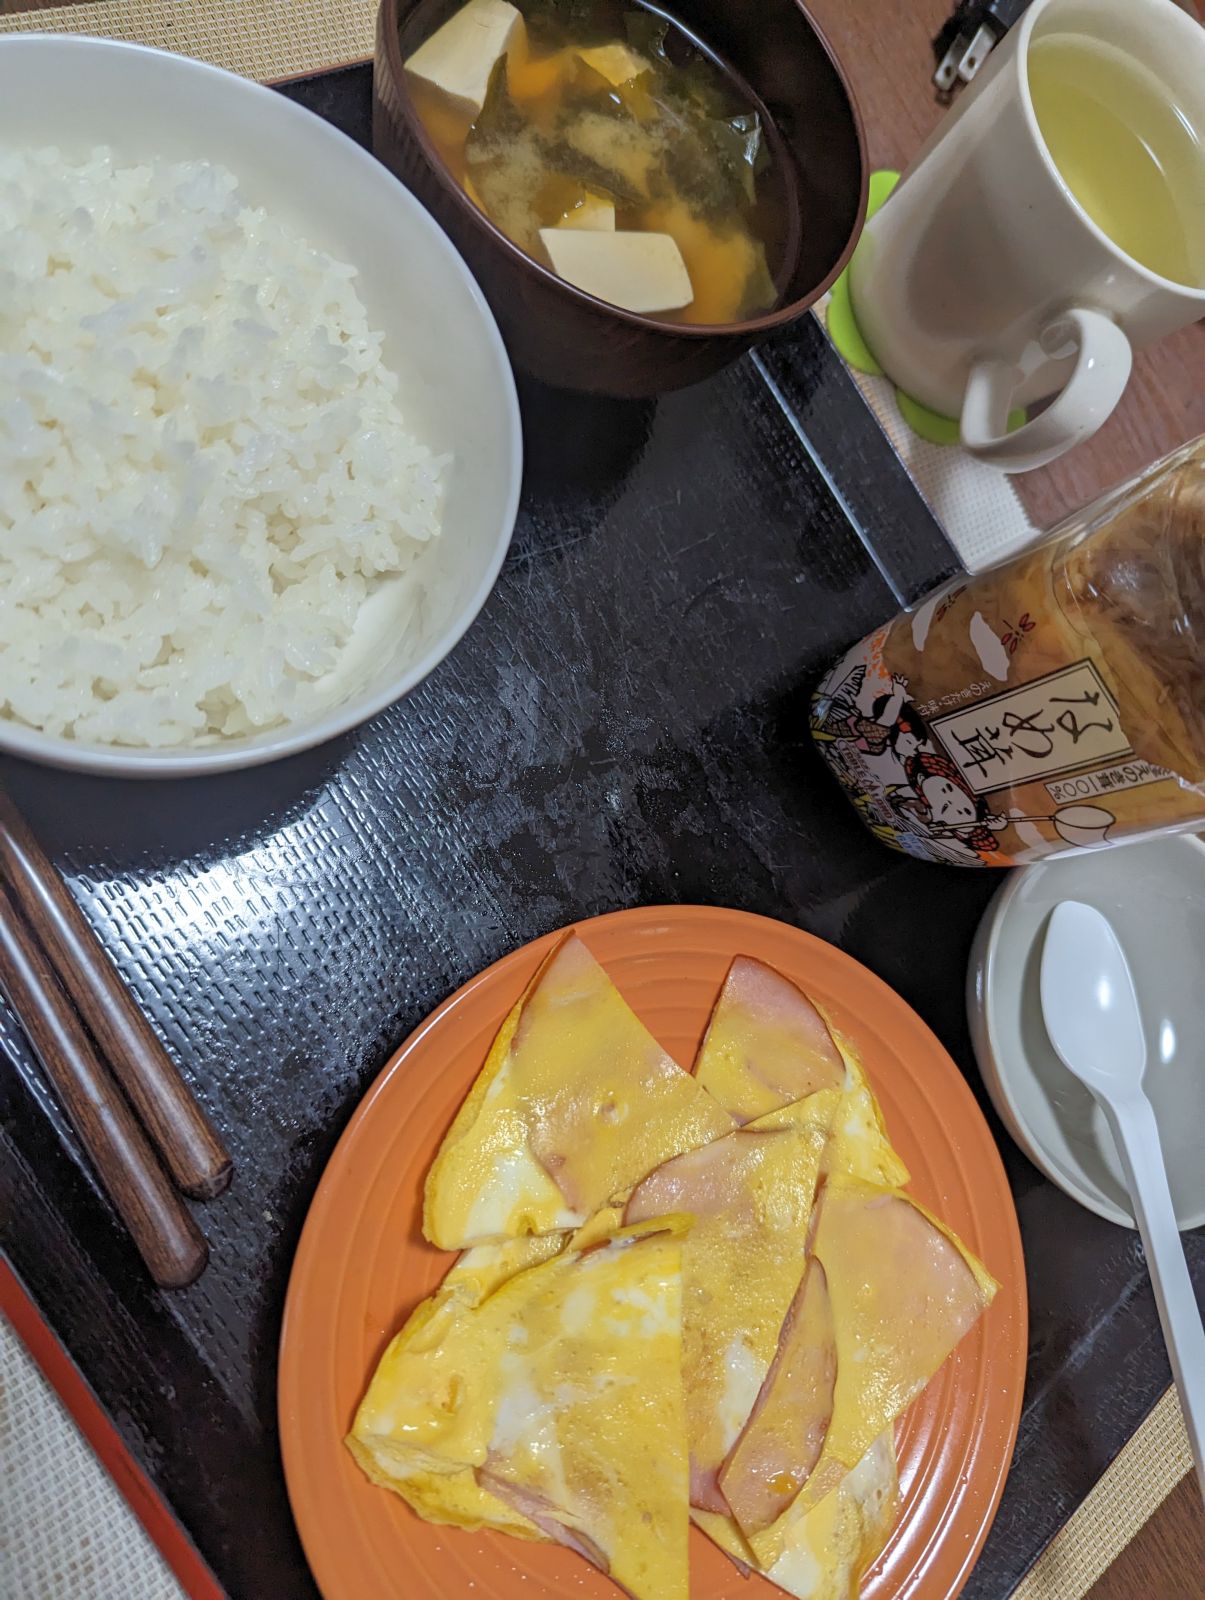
[{"left": 0, "top": 144, "right": 451, "bottom": 748}]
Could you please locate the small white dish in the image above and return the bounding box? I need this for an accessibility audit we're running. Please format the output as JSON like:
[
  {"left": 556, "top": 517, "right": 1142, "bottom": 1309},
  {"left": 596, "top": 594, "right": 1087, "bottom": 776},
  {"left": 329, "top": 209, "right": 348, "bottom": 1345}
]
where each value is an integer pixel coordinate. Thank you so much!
[
  {"left": 0, "top": 36, "right": 522, "bottom": 778},
  {"left": 968, "top": 831, "right": 1205, "bottom": 1230}
]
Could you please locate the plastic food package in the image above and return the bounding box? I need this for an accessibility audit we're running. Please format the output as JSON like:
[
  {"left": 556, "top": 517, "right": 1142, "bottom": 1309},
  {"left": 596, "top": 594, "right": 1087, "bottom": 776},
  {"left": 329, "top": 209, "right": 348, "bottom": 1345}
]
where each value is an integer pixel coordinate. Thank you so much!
[{"left": 811, "top": 438, "right": 1205, "bottom": 867}]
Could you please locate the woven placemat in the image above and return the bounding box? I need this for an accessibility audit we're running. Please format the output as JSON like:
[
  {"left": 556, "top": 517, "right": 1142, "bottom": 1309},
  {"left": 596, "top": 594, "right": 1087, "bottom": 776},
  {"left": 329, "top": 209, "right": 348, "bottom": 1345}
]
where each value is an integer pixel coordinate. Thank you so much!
[
  {"left": 1014, "top": 1385, "right": 1192, "bottom": 1599},
  {"left": 0, "top": 0, "right": 376, "bottom": 80},
  {"left": 0, "top": 1312, "right": 183, "bottom": 1599}
]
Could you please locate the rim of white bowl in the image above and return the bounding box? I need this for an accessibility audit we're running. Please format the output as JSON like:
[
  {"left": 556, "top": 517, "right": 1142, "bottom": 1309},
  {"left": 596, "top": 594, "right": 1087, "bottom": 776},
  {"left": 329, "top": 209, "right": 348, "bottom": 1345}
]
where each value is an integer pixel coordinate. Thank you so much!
[
  {"left": 966, "top": 840, "right": 1205, "bottom": 1231},
  {"left": 0, "top": 34, "right": 523, "bottom": 780}
]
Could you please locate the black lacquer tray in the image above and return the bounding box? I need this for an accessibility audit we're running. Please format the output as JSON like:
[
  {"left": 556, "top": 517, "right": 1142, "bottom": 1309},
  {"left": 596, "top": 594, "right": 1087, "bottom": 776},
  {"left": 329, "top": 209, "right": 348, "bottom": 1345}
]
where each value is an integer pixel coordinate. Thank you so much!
[{"left": 2, "top": 62, "right": 1198, "bottom": 1600}]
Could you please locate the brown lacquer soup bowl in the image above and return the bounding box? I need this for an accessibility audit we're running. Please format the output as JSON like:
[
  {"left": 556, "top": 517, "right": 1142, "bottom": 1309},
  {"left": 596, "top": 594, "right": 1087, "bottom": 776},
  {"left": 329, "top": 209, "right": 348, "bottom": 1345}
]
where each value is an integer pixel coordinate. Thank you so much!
[{"left": 374, "top": 0, "right": 867, "bottom": 395}]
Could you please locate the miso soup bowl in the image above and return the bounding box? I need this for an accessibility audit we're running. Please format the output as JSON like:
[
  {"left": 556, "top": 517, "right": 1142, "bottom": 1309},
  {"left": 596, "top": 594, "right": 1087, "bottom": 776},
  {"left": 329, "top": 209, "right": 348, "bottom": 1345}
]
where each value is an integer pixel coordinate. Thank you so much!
[{"left": 374, "top": 0, "right": 867, "bottom": 395}]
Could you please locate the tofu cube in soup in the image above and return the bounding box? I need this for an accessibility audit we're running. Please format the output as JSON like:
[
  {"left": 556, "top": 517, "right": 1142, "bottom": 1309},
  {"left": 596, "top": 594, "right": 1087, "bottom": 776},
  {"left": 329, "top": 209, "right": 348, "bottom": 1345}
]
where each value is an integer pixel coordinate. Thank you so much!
[
  {"left": 539, "top": 229, "right": 693, "bottom": 315},
  {"left": 405, "top": 0, "right": 525, "bottom": 118}
]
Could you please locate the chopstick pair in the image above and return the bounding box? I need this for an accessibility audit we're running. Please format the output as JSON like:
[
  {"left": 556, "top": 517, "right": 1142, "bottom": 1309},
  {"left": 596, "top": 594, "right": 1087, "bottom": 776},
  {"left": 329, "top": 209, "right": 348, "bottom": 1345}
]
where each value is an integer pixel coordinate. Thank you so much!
[{"left": 0, "top": 790, "right": 232, "bottom": 1289}]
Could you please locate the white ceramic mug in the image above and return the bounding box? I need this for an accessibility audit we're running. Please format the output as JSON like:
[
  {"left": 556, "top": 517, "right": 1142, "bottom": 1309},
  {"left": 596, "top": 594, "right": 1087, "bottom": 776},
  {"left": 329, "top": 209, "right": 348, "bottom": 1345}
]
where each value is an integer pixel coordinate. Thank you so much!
[{"left": 848, "top": 0, "right": 1205, "bottom": 472}]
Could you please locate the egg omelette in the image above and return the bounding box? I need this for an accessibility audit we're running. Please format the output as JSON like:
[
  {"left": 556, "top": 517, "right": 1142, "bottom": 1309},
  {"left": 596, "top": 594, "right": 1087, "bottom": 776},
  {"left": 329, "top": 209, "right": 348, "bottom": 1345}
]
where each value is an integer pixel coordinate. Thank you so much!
[
  {"left": 351, "top": 943, "right": 1001, "bottom": 1600},
  {"left": 348, "top": 1231, "right": 565, "bottom": 1538},
  {"left": 726, "top": 1177, "right": 997, "bottom": 1569},
  {"left": 350, "top": 1215, "right": 692, "bottom": 1600},
  {"left": 424, "top": 932, "right": 733, "bottom": 1249},
  {"left": 694, "top": 1429, "right": 898, "bottom": 1600},
  {"left": 625, "top": 1090, "right": 838, "bottom": 1512}
]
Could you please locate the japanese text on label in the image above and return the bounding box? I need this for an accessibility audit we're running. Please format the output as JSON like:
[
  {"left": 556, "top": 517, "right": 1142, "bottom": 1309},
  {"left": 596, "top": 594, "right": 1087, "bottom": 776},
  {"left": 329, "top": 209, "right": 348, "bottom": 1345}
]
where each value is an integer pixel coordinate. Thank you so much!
[{"left": 930, "top": 661, "right": 1130, "bottom": 794}]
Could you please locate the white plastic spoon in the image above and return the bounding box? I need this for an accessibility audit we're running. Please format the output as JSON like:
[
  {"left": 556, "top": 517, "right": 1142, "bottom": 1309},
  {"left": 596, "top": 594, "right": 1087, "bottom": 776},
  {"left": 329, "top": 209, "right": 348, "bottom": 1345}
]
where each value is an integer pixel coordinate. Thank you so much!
[{"left": 1041, "top": 899, "right": 1205, "bottom": 1503}]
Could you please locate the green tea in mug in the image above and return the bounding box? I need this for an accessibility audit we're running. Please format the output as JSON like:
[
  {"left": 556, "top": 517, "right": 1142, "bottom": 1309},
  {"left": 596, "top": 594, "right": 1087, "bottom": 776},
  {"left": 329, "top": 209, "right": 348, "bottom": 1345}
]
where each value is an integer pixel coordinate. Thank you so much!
[{"left": 1028, "top": 32, "right": 1205, "bottom": 288}]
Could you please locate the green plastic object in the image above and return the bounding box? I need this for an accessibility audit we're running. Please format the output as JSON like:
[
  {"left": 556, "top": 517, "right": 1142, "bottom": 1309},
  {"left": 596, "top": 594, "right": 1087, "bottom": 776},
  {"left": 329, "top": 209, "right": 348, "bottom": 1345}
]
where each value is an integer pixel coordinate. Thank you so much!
[
  {"left": 895, "top": 390, "right": 962, "bottom": 446},
  {"left": 827, "top": 272, "right": 882, "bottom": 377}
]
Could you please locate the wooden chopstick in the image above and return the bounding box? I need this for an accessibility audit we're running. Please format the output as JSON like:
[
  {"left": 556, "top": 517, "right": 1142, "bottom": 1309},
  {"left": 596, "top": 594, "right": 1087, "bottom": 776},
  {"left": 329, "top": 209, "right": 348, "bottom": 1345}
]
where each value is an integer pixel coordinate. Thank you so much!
[
  {"left": 0, "top": 881, "right": 208, "bottom": 1289},
  {"left": 0, "top": 791, "right": 232, "bottom": 1200}
]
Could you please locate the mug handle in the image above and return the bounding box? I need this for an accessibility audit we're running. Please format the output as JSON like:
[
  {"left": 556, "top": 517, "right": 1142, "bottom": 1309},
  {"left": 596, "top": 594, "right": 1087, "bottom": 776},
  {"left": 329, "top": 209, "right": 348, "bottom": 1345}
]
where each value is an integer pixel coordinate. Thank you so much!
[{"left": 960, "top": 307, "right": 1133, "bottom": 472}]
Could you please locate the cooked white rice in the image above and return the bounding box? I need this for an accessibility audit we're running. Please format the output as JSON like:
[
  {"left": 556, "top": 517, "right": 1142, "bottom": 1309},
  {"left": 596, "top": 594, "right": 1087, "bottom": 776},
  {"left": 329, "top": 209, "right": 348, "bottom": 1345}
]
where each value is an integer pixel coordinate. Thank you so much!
[{"left": 0, "top": 145, "right": 449, "bottom": 747}]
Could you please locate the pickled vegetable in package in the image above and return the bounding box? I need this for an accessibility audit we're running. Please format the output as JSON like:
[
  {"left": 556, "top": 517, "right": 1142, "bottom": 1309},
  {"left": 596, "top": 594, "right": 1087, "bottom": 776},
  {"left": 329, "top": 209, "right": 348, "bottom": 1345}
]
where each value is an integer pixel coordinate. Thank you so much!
[{"left": 811, "top": 439, "right": 1205, "bottom": 867}]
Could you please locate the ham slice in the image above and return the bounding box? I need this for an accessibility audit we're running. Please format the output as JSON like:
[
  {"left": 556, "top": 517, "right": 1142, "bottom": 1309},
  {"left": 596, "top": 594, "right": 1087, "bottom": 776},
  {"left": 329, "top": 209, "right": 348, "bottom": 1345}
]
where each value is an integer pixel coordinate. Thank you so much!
[
  {"left": 745, "top": 1178, "right": 996, "bottom": 1568},
  {"left": 693, "top": 954, "right": 909, "bottom": 1190},
  {"left": 625, "top": 1093, "right": 837, "bottom": 1514},
  {"left": 719, "top": 1258, "right": 836, "bottom": 1535},
  {"left": 694, "top": 956, "right": 845, "bottom": 1125},
  {"left": 477, "top": 1471, "right": 611, "bottom": 1571},
  {"left": 424, "top": 933, "right": 732, "bottom": 1247}
]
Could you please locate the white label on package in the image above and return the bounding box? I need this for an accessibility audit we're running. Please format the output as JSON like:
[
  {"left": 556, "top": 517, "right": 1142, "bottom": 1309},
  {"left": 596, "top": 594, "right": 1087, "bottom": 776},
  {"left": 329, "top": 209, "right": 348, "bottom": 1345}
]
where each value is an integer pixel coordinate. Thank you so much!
[{"left": 930, "top": 660, "right": 1131, "bottom": 795}]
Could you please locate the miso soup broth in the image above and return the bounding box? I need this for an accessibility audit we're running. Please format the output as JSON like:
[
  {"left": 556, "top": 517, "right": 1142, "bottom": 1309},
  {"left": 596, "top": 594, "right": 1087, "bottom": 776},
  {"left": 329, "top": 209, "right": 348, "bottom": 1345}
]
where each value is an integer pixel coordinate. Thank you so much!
[{"left": 402, "top": 0, "right": 798, "bottom": 323}]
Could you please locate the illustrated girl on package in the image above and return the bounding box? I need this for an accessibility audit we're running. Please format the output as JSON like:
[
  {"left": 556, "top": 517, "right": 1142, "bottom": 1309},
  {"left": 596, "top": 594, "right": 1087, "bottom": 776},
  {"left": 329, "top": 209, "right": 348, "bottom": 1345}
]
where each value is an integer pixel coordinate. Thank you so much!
[{"left": 894, "top": 749, "right": 1008, "bottom": 859}]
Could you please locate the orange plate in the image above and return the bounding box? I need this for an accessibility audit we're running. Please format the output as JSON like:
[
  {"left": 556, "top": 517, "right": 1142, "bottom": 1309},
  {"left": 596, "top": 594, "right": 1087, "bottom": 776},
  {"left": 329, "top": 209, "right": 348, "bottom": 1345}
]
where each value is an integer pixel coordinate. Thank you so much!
[{"left": 279, "top": 906, "right": 1026, "bottom": 1600}]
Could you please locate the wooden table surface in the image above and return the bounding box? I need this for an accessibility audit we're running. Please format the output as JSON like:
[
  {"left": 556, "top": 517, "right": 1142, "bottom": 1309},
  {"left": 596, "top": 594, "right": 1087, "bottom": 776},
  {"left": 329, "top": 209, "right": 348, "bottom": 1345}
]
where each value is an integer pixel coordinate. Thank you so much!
[{"left": 808, "top": 0, "right": 1205, "bottom": 533}]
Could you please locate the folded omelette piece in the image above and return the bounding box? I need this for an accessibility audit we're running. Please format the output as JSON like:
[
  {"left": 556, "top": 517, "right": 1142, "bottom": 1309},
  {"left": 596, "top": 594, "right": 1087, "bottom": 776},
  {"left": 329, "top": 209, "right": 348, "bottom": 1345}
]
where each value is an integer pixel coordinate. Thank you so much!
[
  {"left": 728, "top": 1178, "right": 997, "bottom": 1568},
  {"left": 625, "top": 1089, "right": 838, "bottom": 1513},
  {"left": 347, "top": 1232, "right": 566, "bottom": 1538},
  {"left": 425, "top": 933, "right": 733, "bottom": 1248},
  {"left": 694, "top": 1429, "right": 898, "bottom": 1600},
  {"left": 816, "top": 1012, "right": 909, "bottom": 1190},
  {"left": 349, "top": 1216, "right": 693, "bottom": 1600},
  {"left": 693, "top": 956, "right": 908, "bottom": 1190}
]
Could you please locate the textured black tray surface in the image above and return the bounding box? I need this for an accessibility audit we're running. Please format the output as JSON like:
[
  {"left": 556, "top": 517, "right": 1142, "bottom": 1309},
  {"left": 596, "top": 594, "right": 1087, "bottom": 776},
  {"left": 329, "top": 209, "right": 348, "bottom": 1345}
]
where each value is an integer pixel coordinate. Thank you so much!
[{"left": 3, "top": 61, "right": 1198, "bottom": 1600}]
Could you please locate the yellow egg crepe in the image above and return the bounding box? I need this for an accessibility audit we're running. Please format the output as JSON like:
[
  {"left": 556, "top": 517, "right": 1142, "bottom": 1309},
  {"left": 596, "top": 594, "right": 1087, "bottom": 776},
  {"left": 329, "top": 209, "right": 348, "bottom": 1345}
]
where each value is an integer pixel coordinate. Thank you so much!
[
  {"left": 816, "top": 1013, "right": 910, "bottom": 1191},
  {"left": 446, "top": 1231, "right": 570, "bottom": 1298},
  {"left": 352, "top": 946, "right": 1003, "bottom": 1600},
  {"left": 350, "top": 1216, "right": 692, "bottom": 1600},
  {"left": 760, "top": 1433, "right": 898, "bottom": 1600},
  {"left": 568, "top": 1203, "right": 627, "bottom": 1247},
  {"left": 625, "top": 1090, "right": 837, "bottom": 1512},
  {"left": 424, "top": 933, "right": 733, "bottom": 1248},
  {"left": 693, "top": 956, "right": 908, "bottom": 1190},
  {"left": 347, "top": 1231, "right": 566, "bottom": 1538},
  {"left": 694, "top": 1430, "right": 898, "bottom": 1600},
  {"left": 740, "top": 1179, "right": 996, "bottom": 1567},
  {"left": 355, "top": 1453, "right": 541, "bottom": 1541}
]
